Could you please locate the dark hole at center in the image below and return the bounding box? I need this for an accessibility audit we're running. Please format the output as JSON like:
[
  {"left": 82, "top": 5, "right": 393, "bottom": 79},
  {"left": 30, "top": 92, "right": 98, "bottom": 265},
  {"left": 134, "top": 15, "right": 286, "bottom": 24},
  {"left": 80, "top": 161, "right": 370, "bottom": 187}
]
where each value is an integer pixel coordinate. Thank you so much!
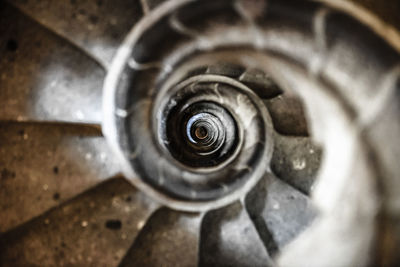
[{"left": 194, "top": 126, "right": 208, "bottom": 140}]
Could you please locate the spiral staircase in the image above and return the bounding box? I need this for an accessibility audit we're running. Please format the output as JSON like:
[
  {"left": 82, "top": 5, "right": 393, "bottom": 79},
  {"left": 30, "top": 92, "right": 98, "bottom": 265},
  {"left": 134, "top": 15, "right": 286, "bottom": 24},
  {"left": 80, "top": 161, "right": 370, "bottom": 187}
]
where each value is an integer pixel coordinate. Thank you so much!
[{"left": 0, "top": 0, "right": 400, "bottom": 266}]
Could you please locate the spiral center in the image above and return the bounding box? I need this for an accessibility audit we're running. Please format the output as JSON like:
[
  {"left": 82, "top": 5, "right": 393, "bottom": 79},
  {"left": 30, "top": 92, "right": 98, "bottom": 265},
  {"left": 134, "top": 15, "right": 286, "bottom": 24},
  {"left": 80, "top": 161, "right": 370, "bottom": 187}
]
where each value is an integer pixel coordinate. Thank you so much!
[
  {"left": 164, "top": 98, "right": 238, "bottom": 168},
  {"left": 194, "top": 126, "right": 208, "bottom": 140}
]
